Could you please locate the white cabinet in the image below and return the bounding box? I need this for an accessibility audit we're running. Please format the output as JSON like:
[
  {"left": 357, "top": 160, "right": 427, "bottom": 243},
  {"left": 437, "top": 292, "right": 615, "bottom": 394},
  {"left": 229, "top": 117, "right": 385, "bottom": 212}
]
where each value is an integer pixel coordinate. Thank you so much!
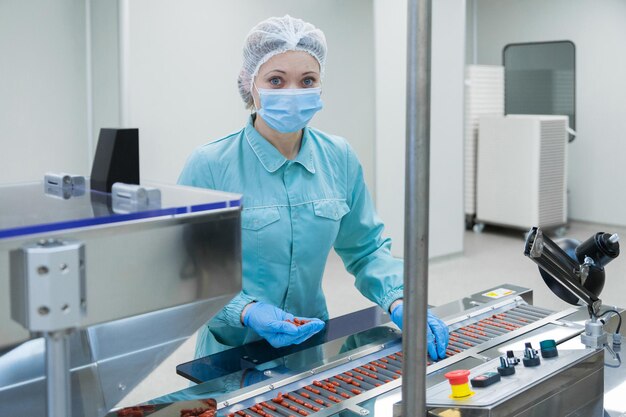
[{"left": 476, "top": 115, "right": 568, "bottom": 230}]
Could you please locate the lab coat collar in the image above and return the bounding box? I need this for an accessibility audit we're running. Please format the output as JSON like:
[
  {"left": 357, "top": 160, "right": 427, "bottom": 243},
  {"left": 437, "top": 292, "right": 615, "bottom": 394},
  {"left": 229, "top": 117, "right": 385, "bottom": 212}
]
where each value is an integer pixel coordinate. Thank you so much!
[{"left": 244, "top": 116, "right": 316, "bottom": 174}]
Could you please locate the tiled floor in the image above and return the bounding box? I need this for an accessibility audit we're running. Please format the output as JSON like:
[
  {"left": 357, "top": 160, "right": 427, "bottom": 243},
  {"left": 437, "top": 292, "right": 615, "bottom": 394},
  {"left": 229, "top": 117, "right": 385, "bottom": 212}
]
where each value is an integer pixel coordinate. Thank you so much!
[{"left": 117, "top": 220, "right": 626, "bottom": 407}]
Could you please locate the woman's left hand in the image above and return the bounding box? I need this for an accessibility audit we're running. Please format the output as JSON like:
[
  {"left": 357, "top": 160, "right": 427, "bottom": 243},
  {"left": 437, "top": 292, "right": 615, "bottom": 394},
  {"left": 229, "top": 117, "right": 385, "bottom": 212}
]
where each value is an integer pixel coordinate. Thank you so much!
[{"left": 390, "top": 302, "right": 449, "bottom": 361}]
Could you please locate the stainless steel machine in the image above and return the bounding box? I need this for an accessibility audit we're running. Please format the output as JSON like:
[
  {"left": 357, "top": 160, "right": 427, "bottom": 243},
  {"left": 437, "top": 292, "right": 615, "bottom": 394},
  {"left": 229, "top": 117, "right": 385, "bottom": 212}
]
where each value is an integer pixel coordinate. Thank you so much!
[
  {"left": 103, "top": 282, "right": 624, "bottom": 417},
  {"left": 95, "top": 223, "right": 624, "bottom": 417},
  {"left": 0, "top": 178, "right": 243, "bottom": 417}
]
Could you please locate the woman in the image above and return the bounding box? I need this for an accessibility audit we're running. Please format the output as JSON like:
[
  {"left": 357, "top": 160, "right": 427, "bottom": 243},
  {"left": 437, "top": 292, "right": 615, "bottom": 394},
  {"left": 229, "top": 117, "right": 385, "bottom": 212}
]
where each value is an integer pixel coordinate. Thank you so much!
[{"left": 179, "top": 15, "right": 449, "bottom": 361}]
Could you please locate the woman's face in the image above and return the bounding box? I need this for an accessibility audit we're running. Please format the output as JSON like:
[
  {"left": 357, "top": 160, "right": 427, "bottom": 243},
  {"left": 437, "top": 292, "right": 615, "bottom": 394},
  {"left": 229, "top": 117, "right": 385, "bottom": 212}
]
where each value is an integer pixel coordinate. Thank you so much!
[{"left": 252, "top": 50, "right": 321, "bottom": 108}]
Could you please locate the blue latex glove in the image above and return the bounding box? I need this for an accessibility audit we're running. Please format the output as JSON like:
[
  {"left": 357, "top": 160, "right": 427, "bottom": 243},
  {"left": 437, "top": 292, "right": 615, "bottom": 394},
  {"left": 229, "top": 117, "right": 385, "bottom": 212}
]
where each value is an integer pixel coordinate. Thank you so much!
[
  {"left": 243, "top": 302, "right": 325, "bottom": 348},
  {"left": 391, "top": 302, "right": 449, "bottom": 360}
]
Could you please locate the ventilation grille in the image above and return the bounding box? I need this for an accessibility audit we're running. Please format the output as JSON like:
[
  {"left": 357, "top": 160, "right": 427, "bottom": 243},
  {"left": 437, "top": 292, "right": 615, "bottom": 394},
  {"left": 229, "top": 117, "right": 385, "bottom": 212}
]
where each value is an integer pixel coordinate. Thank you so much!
[
  {"left": 538, "top": 119, "right": 568, "bottom": 225},
  {"left": 464, "top": 65, "right": 504, "bottom": 216}
]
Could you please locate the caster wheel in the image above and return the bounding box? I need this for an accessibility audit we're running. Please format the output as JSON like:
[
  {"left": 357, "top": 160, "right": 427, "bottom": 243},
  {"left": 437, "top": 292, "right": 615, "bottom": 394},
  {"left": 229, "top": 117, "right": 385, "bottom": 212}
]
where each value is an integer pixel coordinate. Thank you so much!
[{"left": 473, "top": 223, "right": 485, "bottom": 233}]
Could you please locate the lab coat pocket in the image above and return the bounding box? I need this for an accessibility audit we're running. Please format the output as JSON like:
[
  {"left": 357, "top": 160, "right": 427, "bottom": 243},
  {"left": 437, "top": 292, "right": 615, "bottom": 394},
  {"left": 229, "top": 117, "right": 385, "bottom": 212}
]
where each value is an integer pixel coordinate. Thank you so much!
[
  {"left": 313, "top": 199, "right": 350, "bottom": 221},
  {"left": 241, "top": 207, "right": 281, "bottom": 230},
  {"left": 241, "top": 207, "right": 282, "bottom": 268}
]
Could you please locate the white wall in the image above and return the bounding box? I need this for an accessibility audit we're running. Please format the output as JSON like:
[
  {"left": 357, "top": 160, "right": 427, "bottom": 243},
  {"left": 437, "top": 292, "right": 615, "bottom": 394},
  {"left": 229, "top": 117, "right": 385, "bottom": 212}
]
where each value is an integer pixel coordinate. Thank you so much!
[
  {"left": 90, "top": 0, "right": 120, "bottom": 150},
  {"left": 0, "top": 0, "right": 89, "bottom": 184},
  {"left": 474, "top": 0, "right": 626, "bottom": 226},
  {"left": 374, "top": 0, "right": 466, "bottom": 258},
  {"left": 125, "top": 0, "right": 377, "bottom": 188},
  {"left": 0, "top": 1, "right": 464, "bottom": 260}
]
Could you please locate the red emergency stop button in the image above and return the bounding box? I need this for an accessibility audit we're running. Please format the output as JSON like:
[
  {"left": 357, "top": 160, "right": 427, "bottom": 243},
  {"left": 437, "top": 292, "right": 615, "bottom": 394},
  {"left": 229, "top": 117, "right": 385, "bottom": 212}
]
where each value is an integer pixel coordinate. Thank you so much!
[{"left": 444, "top": 369, "right": 473, "bottom": 398}]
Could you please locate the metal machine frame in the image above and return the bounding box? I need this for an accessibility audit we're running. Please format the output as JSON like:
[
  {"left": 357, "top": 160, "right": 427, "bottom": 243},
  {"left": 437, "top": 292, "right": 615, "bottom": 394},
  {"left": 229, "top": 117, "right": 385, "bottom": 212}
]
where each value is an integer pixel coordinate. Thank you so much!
[{"left": 0, "top": 180, "right": 243, "bottom": 417}]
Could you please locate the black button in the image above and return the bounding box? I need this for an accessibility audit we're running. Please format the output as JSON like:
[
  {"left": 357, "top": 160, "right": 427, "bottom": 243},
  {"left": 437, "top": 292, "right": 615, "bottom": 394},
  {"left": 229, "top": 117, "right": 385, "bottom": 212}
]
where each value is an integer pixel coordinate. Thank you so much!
[{"left": 470, "top": 372, "right": 501, "bottom": 388}]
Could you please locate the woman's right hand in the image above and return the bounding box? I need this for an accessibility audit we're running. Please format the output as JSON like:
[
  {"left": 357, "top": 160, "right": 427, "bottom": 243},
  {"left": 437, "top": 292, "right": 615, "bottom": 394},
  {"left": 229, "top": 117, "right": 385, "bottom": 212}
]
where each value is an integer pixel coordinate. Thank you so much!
[{"left": 242, "top": 302, "right": 325, "bottom": 348}]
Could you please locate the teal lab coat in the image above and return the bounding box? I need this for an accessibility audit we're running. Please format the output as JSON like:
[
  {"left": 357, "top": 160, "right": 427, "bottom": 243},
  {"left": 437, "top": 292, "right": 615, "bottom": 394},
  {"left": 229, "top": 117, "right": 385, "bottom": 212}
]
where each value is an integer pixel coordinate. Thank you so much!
[{"left": 178, "top": 116, "right": 404, "bottom": 358}]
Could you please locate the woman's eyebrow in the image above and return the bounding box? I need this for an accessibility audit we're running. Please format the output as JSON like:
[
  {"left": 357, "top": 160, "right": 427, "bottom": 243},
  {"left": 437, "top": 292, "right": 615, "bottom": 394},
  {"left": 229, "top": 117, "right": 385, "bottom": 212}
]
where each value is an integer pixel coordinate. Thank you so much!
[
  {"left": 302, "top": 71, "right": 319, "bottom": 76},
  {"left": 264, "top": 69, "right": 287, "bottom": 75}
]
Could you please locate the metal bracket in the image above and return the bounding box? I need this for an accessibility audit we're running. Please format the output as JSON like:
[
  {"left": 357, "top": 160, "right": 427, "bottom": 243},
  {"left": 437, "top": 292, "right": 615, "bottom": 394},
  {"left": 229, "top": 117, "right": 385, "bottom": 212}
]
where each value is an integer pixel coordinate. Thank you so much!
[
  {"left": 111, "top": 182, "right": 161, "bottom": 214},
  {"left": 44, "top": 173, "right": 86, "bottom": 199},
  {"left": 10, "top": 238, "right": 86, "bottom": 417},
  {"left": 11, "top": 239, "right": 86, "bottom": 330}
]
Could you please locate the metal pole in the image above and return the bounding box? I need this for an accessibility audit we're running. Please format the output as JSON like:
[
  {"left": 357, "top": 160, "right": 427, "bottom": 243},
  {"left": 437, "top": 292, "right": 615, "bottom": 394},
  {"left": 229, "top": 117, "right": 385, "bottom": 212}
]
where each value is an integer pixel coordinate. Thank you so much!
[
  {"left": 45, "top": 331, "right": 72, "bottom": 417},
  {"left": 402, "top": 0, "right": 432, "bottom": 416}
]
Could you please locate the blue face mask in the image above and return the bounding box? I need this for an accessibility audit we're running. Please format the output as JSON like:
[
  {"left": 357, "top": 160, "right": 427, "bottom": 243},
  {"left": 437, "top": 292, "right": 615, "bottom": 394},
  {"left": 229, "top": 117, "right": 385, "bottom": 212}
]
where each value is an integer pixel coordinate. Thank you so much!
[{"left": 255, "top": 86, "right": 323, "bottom": 133}]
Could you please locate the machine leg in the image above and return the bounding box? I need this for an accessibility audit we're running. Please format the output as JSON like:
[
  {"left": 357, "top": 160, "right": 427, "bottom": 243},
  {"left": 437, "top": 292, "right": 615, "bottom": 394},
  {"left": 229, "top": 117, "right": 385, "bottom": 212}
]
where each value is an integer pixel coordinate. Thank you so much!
[{"left": 45, "top": 331, "right": 72, "bottom": 417}]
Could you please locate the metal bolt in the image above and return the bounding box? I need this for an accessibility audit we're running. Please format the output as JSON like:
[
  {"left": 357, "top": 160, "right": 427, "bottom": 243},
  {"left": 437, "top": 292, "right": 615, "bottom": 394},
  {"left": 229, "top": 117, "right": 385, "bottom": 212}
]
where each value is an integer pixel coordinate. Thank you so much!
[
  {"left": 37, "top": 239, "right": 60, "bottom": 248},
  {"left": 309, "top": 370, "right": 315, "bottom": 375},
  {"left": 59, "top": 263, "right": 68, "bottom": 273},
  {"left": 38, "top": 306, "right": 50, "bottom": 315},
  {"left": 359, "top": 409, "right": 369, "bottom": 415},
  {"left": 223, "top": 401, "right": 229, "bottom": 407},
  {"left": 269, "top": 384, "right": 274, "bottom": 390},
  {"left": 118, "top": 383, "right": 126, "bottom": 391},
  {"left": 264, "top": 370, "right": 272, "bottom": 377},
  {"left": 348, "top": 356, "right": 353, "bottom": 361},
  {"left": 61, "top": 304, "right": 70, "bottom": 314},
  {"left": 380, "top": 344, "right": 385, "bottom": 350},
  {"left": 37, "top": 265, "right": 49, "bottom": 275}
]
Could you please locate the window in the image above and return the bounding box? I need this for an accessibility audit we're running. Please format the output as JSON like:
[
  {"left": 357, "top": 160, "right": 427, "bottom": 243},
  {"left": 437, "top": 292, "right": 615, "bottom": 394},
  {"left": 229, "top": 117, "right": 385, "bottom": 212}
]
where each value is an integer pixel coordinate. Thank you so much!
[{"left": 503, "top": 41, "right": 576, "bottom": 140}]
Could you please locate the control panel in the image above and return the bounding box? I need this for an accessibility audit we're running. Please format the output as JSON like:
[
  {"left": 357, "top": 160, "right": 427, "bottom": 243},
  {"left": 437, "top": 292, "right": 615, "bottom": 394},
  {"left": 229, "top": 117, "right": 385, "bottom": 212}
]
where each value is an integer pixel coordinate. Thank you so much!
[{"left": 428, "top": 342, "right": 599, "bottom": 407}]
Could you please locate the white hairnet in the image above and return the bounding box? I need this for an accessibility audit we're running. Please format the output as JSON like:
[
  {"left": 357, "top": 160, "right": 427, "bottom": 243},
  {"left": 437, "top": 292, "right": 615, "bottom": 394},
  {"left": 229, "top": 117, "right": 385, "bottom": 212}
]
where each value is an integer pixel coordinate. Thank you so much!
[{"left": 238, "top": 15, "right": 327, "bottom": 109}]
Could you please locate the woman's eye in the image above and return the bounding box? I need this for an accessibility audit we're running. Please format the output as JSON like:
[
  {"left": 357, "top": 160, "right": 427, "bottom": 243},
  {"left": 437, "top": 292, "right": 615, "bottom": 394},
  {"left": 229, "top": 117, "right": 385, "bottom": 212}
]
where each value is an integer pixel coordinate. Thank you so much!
[
  {"left": 303, "top": 78, "right": 315, "bottom": 87},
  {"left": 269, "top": 77, "right": 281, "bottom": 86}
]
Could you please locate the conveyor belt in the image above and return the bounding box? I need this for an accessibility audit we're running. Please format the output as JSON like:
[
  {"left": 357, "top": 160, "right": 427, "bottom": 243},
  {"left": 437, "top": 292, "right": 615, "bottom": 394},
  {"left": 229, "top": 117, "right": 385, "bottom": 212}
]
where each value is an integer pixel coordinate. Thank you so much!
[
  {"left": 446, "top": 304, "right": 551, "bottom": 355},
  {"left": 225, "top": 305, "right": 553, "bottom": 417}
]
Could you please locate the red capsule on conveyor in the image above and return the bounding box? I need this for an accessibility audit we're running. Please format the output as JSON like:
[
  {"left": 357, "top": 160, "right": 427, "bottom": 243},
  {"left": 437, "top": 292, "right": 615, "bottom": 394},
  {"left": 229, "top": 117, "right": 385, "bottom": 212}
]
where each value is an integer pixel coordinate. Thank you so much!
[
  {"left": 262, "top": 402, "right": 277, "bottom": 411},
  {"left": 304, "top": 386, "right": 321, "bottom": 395}
]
